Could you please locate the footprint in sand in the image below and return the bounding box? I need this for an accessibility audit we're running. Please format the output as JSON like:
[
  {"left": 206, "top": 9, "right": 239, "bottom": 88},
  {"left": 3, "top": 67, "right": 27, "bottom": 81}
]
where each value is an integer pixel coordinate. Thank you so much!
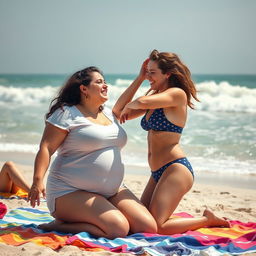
[
  {"left": 195, "top": 208, "right": 201, "bottom": 213},
  {"left": 235, "top": 208, "right": 252, "bottom": 213},
  {"left": 192, "top": 190, "right": 200, "bottom": 193},
  {"left": 216, "top": 204, "right": 225, "bottom": 210},
  {"left": 220, "top": 191, "right": 230, "bottom": 195}
]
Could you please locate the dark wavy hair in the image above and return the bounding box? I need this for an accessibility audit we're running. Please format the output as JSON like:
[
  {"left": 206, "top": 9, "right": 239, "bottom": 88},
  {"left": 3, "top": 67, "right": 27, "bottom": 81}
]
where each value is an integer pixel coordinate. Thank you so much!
[
  {"left": 46, "top": 66, "right": 103, "bottom": 119},
  {"left": 149, "top": 49, "right": 199, "bottom": 109}
]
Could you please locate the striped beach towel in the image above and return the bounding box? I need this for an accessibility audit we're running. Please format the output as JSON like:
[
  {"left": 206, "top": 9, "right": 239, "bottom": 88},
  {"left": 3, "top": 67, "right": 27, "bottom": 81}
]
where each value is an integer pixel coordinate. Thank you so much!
[
  {"left": 0, "top": 206, "right": 69, "bottom": 250},
  {"left": 0, "top": 206, "right": 255, "bottom": 255}
]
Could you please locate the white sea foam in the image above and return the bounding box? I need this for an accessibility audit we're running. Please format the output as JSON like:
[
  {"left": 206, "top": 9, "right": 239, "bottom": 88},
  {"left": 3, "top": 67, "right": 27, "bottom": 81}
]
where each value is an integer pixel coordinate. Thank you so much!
[
  {"left": 0, "top": 143, "right": 39, "bottom": 153},
  {"left": 190, "top": 156, "right": 256, "bottom": 175},
  {"left": 0, "top": 85, "right": 57, "bottom": 106},
  {"left": 195, "top": 81, "right": 256, "bottom": 113},
  {"left": 123, "top": 154, "right": 256, "bottom": 175},
  {"left": 1, "top": 81, "right": 255, "bottom": 113},
  {"left": 115, "top": 79, "right": 134, "bottom": 86}
]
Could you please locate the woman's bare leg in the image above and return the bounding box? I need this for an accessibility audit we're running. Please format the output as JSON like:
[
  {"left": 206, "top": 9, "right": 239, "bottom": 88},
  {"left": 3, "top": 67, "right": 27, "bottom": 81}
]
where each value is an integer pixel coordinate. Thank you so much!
[
  {"left": 149, "top": 163, "right": 229, "bottom": 235},
  {"left": 140, "top": 175, "right": 156, "bottom": 208},
  {"left": 109, "top": 186, "right": 157, "bottom": 234},
  {"left": 0, "top": 161, "right": 30, "bottom": 193},
  {"left": 40, "top": 190, "right": 130, "bottom": 239}
]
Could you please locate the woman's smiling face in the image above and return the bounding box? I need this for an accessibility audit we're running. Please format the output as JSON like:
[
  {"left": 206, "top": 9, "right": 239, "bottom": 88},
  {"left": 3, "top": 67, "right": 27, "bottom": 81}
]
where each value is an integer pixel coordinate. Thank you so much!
[
  {"left": 86, "top": 72, "right": 108, "bottom": 103},
  {"left": 147, "top": 60, "right": 169, "bottom": 91}
]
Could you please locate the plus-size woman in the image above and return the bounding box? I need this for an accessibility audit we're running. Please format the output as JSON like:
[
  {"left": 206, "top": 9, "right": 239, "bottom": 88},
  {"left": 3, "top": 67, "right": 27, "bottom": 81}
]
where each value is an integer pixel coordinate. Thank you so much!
[{"left": 28, "top": 66, "right": 157, "bottom": 238}]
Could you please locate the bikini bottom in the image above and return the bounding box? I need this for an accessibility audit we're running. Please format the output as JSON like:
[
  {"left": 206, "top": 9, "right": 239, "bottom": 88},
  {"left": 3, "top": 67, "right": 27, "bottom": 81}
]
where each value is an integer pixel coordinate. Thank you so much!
[{"left": 151, "top": 157, "right": 194, "bottom": 183}]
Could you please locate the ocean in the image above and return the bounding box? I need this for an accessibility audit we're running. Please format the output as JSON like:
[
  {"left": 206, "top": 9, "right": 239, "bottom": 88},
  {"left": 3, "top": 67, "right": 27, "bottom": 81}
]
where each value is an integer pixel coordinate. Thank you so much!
[{"left": 0, "top": 73, "right": 255, "bottom": 180}]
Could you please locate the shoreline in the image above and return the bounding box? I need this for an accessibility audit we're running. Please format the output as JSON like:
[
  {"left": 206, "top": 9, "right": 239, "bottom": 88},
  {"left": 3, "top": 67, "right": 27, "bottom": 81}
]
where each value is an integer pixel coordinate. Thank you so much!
[
  {"left": 1, "top": 151, "right": 256, "bottom": 190},
  {"left": 125, "top": 164, "right": 256, "bottom": 190}
]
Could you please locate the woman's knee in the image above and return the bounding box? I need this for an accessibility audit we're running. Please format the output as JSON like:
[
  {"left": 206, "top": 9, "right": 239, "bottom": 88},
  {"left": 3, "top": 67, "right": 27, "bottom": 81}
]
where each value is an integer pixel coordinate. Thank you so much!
[
  {"left": 3, "top": 161, "right": 15, "bottom": 172},
  {"left": 132, "top": 214, "right": 157, "bottom": 234},
  {"left": 105, "top": 214, "right": 130, "bottom": 238},
  {"left": 144, "top": 215, "right": 158, "bottom": 233},
  {"left": 54, "top": 208, "right": 130, "bottom": 239}
]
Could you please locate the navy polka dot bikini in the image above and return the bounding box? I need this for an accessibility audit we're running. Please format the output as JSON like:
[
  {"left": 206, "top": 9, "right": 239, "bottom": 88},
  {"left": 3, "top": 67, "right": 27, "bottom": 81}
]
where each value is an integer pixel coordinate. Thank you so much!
[
  {"left": 141, "top": 108, "right": 183, "bottom": 133},
  {"left": 141, "top": 108, "right": 194, "bottom": 182}
]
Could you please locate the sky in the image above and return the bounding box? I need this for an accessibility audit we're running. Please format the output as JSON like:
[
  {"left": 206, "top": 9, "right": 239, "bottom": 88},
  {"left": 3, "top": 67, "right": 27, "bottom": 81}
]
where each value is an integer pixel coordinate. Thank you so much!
[{"left": 0, "top": 0, "right": 255, "bottom": 74}]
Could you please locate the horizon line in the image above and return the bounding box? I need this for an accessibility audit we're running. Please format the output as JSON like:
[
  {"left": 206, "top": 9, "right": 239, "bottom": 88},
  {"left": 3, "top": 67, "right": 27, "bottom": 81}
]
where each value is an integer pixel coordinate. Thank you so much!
[{"left": 0, "top": 72, "right": 256, "bottom": 76}]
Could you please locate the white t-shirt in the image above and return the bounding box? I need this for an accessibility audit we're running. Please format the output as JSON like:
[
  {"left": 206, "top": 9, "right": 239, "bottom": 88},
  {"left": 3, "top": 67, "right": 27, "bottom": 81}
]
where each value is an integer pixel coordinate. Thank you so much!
[{"left": 45, "top": 105, "right": 127, "bottom": 213}]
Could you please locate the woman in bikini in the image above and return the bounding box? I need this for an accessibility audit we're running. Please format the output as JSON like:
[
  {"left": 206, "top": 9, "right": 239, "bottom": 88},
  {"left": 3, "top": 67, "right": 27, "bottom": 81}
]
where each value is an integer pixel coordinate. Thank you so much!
[{"left": 113, "top": 49, "right": 229, "bottom": 235}]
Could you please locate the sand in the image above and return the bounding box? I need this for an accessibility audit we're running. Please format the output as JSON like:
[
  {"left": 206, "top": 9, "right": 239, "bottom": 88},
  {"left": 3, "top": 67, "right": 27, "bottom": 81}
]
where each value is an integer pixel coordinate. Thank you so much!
[{"left": 0, "top": 161, "right": 255, "bottom": 255}]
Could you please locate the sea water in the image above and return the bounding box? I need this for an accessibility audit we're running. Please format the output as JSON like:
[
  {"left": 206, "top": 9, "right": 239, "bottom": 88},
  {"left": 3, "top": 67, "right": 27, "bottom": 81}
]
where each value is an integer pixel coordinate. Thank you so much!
[{"left": 0, "top": 74, "right": 255, "bottom": 178}]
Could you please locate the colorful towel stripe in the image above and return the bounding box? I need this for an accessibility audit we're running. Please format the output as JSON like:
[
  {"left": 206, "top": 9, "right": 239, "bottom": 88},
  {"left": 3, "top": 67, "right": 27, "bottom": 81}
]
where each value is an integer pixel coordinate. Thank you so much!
[
  {"left": 0, "top": 225, "right": 68, "bottom": 249},
  {"left": 0, "top": 207, "right": 255, "bottom": 255},
  {"left": 0, "top": 189, "right": 28, "bottom": 199},
  {"left": 67, "top": 221, "right": 256, "bottom": 255},
  {"left": 0, "top": 207, "right": 68, "bottom": 249}
]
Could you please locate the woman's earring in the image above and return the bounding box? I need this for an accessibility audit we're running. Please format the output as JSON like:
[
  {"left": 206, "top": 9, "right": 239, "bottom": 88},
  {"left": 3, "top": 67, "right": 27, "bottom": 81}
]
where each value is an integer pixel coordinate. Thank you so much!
[{"left": 81, "top": 85, "right": 88, "bottom": 98}]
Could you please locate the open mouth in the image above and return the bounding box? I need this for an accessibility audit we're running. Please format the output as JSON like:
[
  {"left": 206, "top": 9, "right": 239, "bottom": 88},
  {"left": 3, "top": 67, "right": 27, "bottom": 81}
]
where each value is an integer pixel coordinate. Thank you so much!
[{"left": 101, "top": 88, "right": 108, "bottom": 96}]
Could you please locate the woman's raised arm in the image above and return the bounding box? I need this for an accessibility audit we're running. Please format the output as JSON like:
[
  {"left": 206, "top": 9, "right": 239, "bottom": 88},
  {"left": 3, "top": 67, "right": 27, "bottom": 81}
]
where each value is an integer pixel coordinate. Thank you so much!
[{"left": 112, "top": 59, "right": 149, "bottom": 120}]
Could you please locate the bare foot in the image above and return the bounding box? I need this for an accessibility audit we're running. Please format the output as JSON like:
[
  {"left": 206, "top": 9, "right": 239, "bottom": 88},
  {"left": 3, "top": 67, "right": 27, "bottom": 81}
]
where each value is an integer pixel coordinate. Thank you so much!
[
  {"left": 203, "top": 209, "right": 230, "bottom": 228},
  {"left": 38, "top": 219, "right": 64, "bottom": 231}
]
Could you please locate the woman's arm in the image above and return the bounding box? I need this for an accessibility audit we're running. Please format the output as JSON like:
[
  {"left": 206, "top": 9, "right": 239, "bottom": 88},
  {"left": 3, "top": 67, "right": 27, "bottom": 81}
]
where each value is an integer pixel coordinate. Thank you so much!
[
  {"left": 119, "top": 88, "right": 187, "bottom": 123},
  {"left": 127, "top": 87, "right": 187, "bottom": 110},
  {"left": 112, "top": 59, "right": 149, "bottom": 120},
  {"left": 28, "top": 123, "right": 68, "bottom": 207}
]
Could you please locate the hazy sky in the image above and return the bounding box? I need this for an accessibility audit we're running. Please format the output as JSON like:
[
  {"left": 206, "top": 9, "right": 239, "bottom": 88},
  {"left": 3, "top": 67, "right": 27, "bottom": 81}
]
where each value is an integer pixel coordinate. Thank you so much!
[{"left": 0, "top": 0, "right": 255, "bottom": 74}]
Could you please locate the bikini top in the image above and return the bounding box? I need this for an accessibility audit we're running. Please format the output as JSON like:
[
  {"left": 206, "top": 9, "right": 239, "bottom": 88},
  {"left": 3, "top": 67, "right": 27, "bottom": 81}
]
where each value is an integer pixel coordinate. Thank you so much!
[{"left": 140, "top": 108, "right": 183, "bottom": 133}]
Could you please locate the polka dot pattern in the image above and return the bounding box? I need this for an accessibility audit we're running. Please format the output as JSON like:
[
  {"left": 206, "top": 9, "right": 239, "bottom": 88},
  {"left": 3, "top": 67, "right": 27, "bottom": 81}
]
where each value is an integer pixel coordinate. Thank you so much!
[
  {"left": 141, "top": 108, "right": 183, "bottom": 133},
  {"left": 151, "top": 157, "right": 194, "bottom": 183}
]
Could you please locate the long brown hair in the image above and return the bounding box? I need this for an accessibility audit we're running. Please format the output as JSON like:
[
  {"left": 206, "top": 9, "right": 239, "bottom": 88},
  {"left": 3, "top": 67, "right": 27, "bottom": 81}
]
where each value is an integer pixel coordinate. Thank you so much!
[
  {"left": 149, "top": 49, "right": 199, "bottom": 109},
  {"left": 46, "top": 66, "right": 103, "bottom": 119}
]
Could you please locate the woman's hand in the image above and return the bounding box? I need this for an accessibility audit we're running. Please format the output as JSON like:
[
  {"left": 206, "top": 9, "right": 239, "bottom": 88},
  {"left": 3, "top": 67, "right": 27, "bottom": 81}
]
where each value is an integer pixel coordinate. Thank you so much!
[
  {"left": 138, "top": 58, "right": 149, "bottom": 81},
  {"left": 120, "top": 105, "right": 132, "bottom": 124},
  {"left": 27, "top": 180, "right": 46, "bottom": 207}
]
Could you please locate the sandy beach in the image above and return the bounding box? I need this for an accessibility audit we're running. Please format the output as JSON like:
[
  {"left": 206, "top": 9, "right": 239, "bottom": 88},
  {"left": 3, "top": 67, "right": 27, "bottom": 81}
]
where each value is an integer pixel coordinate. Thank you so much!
[{"left": 0, "top": 161, "right": 255, "bottom": 255}]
